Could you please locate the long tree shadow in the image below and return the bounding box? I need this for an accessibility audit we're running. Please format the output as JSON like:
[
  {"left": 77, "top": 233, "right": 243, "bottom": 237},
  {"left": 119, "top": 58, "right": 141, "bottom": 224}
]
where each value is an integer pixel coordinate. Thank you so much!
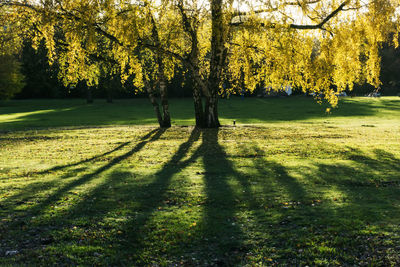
[
  {"left": 185, "top": 129, "right": 311, "bottom": 264},
  {"left": 238, "top": 144, "right": 307, "bottom": 202},
  {"left": 314, "top": 148, "right": 400, "bottom": 220},
  {"left": 63, "top": 128, "right": 252, "bottom": 265},
  {"left": 195, "top": 129, "right": 249, "bottom": 264},
  {"left": 0, "top": 128, "right": 166, "bottom": 257},
  {"left": 0, "top": 140, "right": 136, "bottom": 208},
  {"left": 112, "top": 128, "right": 203, "bottom": 264},
  {"left": 102, "top": 128, "right": 250, "bottom": 265},
  {"left": 8, "top": 140, "right": 133, "bottom": 180},
  {"left": 243, "top": 144, "right": 400, "bottom": 265},
  {"left": 231, "top": 143, "right": 315, "bottom": 264},
  {"left": 67, "top": 127, "right": 202, "bottom": 220},
  {"left": 32, "top": 128, "right": 165, "bottom": 214},
  {"left": 348, "top": 148, "right": 400, "bottom": 174},
  {"left": 0, "top": 129, "right": 160, "bottom": 208},
  {"left": 15, "top": 128, "right": 203, "bottom": 265}
]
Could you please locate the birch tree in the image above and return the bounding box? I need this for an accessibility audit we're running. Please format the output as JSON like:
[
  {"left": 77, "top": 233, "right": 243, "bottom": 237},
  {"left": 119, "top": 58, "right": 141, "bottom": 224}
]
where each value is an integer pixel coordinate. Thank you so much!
[
  {"left": 176, "top": 0, "right": 400, "bottom": 127},
  {"left": 1, "top": 0, "right": 177, "bottom": 127}
]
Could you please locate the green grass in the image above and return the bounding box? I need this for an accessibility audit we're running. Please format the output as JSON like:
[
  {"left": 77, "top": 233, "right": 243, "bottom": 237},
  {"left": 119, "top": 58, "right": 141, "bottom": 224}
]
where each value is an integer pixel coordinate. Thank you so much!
[
  {"left": 0, "top": 96, "right": 400, "bottom": 265},
  {"left": 1, "top": 96, "right": 399, "bottom": 130}
]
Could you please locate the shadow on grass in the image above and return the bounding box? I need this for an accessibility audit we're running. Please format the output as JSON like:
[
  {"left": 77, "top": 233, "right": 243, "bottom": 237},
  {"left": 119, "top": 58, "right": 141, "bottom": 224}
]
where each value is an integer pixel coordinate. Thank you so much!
[
  {"left": 0, "top": 129, "right": 160, "bottom": 208},
  {"left": 0, "top": 128, "right": 164, "bottom": 223},
  {"left": 1, "top": 141, "right": 132, "bottom": 181},
  {"left": 0, "top": 99, "right": 157, "bottom": 131},
  {"left": 218, "top": 96, "right": 397, "bottom": 123},
  {"left": 37, "top": 127, "right": 204, "bottom": 264},
  {"left": 66, "top": 128, "right": 249, "bottom": 265},
  {"left": 245, "top": 144, "right": 400, "bottom": 265},
  {"left": 17, "top": 140, "right": 132, "bottom": 179},
  {"left": 1, "top": 128, "right": 399, "bottom": 265}
]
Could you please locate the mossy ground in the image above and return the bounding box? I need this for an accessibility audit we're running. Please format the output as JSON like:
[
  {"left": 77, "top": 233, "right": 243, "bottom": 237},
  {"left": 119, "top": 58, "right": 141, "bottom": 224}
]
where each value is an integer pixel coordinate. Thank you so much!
[{"left": 1, "top": 97, "right": 399, "bottom": 265}]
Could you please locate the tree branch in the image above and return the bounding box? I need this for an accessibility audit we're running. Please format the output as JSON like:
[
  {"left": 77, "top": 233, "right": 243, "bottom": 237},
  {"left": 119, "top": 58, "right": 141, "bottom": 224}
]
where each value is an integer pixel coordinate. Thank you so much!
[
  {"left": 232, "top": 0, "right": 323, "bottom": 16},
  {"left": 0, "top": 1, "right": 39, "bottom": 12},
  {"left": 231, "top": 1, "right": 348, "bottom": 31},
  {"left": 290, "top": 1, "right": 348, "bottom": 29}
]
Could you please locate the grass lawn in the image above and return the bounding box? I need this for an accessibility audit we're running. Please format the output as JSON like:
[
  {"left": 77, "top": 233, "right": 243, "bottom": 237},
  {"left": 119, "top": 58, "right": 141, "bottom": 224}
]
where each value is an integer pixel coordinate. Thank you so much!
[{"left": 0, "top": 96, "right": 399, "bottom": 265}]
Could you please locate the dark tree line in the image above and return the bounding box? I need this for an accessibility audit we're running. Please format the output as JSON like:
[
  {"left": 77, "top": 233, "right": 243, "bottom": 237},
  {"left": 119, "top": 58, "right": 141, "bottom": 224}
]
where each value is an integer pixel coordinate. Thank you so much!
[{"left": 14, "top": 40, "right": 195, "bottom": 101}]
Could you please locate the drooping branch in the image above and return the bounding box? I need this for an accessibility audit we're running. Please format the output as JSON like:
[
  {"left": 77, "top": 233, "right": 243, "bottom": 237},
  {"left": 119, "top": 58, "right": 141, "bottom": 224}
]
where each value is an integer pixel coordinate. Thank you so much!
[
  {"left": 290, "top": 1, "right": 348, "bottom": 29},
  {"left": 1, "top": 1, "right": 191, "bottom": 64},
  {"left": 232, "top": 0, "right": 323, "bottom": 16},
  {"left": 0, "top": 1, "right": 39, "bottom": 11},
  {"left": 231, "top": 1, "right": 349, "bottom": 31}
]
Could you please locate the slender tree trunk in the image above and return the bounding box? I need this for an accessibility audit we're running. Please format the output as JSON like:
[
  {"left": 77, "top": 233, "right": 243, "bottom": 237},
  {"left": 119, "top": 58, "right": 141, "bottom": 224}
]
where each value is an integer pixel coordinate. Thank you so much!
[
  {"left": 144, "top": 79, "right": 164, "bottom": 127},
  {"left": 159, "top": 78, "right": 171, "bottom": 128},
  {"left": 206, "top": 0, "right": 225, "bottom": 127},
  {"left": 189, "top": 58, "right": 207, "bottom": 128},
  {"left": 177, "top": 1, "right": 209, "bottom": 128},
  {"left": 157, "top": 53, "right": 171, "bottom": 128},
  {"left": 150, "top": 11, "right": 171, "bottom": 128}
]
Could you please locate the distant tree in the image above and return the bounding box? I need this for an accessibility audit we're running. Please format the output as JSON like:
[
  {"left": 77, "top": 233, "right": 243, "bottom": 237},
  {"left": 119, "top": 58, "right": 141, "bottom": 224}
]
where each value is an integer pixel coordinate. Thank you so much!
[
  {"left": 0, "top": 6, "right": 27, "bottom": 99},
  {"left": 18, "top": 40, "right": 63, "bottom": 98},
  {"left": 0, "top": 54, "right": 25, "bottom": 100},
  {"left": 380, "top": 40, "right": 400, "bottom": 95}
]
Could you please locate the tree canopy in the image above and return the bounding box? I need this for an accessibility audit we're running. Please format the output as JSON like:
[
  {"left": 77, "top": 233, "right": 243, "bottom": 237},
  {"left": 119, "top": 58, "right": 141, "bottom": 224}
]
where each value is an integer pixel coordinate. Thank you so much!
[{"left": 1, "top": 0, "right": 399, "bottom": 126}]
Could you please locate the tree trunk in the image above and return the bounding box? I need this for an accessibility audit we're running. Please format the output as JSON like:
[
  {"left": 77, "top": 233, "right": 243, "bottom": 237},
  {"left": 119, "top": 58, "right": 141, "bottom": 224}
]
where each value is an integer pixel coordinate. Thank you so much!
[
  {"left": 205, "top": 93, "right": 220, "bottom": 128},
  {"left": 206, "top": 0, "right": 225, "bottom": 127},
  {"left": 106, "top": 88, "right": 113, "bottom": 103},
  {"left": 177, "top": 2, "right": 211, "bottom": 128},
  {"left": 193, "top": 85, "right": 205, "bottom": 128},
  {"left": 151, "top": 12, "right": 171, "bottom": 128},
  {"left": 86, "top": 87, "right": 93, "bottom": 104},
  {"left": 157, "top": 53, "right": 171, "bottom": 128},
  {"left": 159, "top": 78, "right": 171, "bottom": 128},
  {"left": 144, "top": 79, "right": 164, "bottom": 127}
]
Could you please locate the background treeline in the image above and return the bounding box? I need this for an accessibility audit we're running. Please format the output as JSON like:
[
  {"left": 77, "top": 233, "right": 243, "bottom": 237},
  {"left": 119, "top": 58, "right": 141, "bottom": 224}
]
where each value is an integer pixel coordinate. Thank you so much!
[
  {"left": 14, "top": 40, "right": 194, "bottom": 101},
  {"left": 9, "top": 39, "right": 400, "bottom": 100}
]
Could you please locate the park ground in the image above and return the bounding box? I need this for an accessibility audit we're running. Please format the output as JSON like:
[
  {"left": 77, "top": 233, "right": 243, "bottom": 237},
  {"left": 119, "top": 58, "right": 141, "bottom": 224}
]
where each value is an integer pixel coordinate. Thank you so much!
[{"left": 0, "top": 96, "right": 400, "bottom": 265}]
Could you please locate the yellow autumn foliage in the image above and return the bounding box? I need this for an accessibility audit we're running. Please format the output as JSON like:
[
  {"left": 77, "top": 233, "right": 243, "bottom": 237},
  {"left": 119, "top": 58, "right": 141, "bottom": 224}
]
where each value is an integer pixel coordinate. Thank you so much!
[{"left": 1, "top": 0, "right": 399, "bottom": 106}]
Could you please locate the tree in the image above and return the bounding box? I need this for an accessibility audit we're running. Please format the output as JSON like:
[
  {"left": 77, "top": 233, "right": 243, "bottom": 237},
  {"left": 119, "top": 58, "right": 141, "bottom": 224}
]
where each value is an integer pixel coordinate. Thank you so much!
[
  {"left": 177, "top": 0, "right": 400, "bottom": 126},
  {"left": 0, "top": 6, "right": 27, "bottom": 100},
  {"left": 380, "top": 37, "right": 400, "bottom": 95},
  {"left": 2, "top": 0, "right": 399, "bottom": 127},
  {"left": 19, "top": 40, "right": 63, "bottom": 98},
  {"left": 0, "top": 54, "right": 25, "bottom": 100}
]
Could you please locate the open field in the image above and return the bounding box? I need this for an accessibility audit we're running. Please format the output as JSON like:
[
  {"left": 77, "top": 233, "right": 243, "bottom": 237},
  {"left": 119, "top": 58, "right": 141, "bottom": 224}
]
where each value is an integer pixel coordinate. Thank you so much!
[
  {"left": 1, "top": 97, "right": 400, "bottom": 265},
  {"left": 1, "top": 96, "right": 400, "bottom": 130}
]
